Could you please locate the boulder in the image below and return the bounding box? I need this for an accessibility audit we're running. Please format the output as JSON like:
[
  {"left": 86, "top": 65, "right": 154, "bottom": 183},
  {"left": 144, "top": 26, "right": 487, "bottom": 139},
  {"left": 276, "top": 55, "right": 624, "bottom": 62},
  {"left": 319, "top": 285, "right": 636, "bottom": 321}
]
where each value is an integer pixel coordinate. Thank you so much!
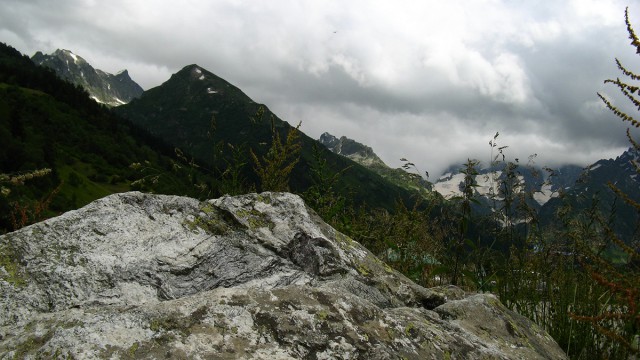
[{"left": 0, "top": 192, "right": 567, "bottom": 359}]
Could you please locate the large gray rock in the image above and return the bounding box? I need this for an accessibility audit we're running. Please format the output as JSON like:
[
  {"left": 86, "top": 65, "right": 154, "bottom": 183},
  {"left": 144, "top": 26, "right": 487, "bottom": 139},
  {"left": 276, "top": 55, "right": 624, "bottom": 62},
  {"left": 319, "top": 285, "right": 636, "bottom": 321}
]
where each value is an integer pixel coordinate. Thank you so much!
[{"left": 0, "top": 192, "right": 566, "bottom": 359}]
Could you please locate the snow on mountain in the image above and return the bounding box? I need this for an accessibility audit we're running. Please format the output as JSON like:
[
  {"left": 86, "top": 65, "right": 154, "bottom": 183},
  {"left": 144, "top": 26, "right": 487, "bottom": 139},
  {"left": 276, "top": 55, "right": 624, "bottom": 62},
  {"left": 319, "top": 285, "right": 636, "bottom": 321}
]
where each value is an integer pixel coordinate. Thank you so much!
[
  {"left": 432, "top": 173, "right": 465, "bottom": 198},
  {"left": 67, "top": 50, "right": 79, "bottom": 63},
  {"left": 31, "top": 49, "right": 143, "bottom": 107},
  {"left": 433, "top": 170, "right": 518, "bottom": 200},
  {"left": 532, "top": 183, "right": 559, "bottom": 206}
]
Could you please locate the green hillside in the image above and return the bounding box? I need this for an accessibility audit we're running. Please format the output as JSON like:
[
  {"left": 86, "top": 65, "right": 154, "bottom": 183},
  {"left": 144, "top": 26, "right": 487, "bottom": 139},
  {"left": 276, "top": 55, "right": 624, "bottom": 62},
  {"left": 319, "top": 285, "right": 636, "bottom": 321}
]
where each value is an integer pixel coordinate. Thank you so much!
[
  {"left": 0, "top": 44, "right": 211, "bottom": 233},
  {"left": 115, "top": 64, "right": 421, "bottom": 210}
]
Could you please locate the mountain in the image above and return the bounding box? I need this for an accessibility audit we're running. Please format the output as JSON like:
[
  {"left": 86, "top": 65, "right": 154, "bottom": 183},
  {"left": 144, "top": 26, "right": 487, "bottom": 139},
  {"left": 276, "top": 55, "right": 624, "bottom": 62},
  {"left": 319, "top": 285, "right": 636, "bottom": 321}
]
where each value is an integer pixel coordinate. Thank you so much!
[
  {"left": 430, "top": 147, "right": 638, "bottom": 246},
  {"left": 539, "top": 147, "right": 640, "bottom": 246},
  {"left": 319, "top": 132, "right": 386, "bottom": 167},
  {"left": 433, "top": 162, "right": 583, "bottom": 207},
  {"left": 318, "top": 132, "right": 436, "bottom": 200},
  {"left": 31, "top": 49, "right": 143, "bottom": 106},
  {"left": 0, "top": 43, "right": 212, "bottom": 233},
  {"left": 115, "top": 64, "right": 419, "bottom": 210}
]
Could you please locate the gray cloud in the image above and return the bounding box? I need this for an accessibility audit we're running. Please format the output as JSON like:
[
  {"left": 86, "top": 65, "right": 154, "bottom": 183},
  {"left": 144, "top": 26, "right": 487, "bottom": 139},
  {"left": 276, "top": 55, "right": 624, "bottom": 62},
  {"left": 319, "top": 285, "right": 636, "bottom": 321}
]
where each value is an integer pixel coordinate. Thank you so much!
[{"left": 1, "top": 0, "right": 638, "bottom": 176}]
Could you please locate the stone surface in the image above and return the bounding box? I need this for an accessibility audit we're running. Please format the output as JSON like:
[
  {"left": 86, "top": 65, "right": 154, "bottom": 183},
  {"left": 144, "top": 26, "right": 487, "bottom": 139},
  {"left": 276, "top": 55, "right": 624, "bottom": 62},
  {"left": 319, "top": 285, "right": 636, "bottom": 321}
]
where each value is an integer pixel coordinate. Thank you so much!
[{"left": 0, "top": 191, "right": 567, "bottom": 359}]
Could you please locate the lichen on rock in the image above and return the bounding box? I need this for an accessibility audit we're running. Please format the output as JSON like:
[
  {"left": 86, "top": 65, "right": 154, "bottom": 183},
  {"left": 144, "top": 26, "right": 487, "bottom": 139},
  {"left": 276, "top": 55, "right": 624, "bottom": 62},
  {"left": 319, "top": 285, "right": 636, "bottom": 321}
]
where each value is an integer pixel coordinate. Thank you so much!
[{"left": 0, "top": 191, "right": 567, "bottom": 359}]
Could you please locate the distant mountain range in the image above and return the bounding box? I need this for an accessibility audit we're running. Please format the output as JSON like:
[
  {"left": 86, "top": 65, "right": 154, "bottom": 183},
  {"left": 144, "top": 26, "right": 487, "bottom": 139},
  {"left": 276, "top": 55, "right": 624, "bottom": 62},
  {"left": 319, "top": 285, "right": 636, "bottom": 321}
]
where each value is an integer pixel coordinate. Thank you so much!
[
  {"left": 539, "top": 148, "right": 640, "bottom": 244},
  {"left": 320, "top": 132, "right": 638, "bottom": 243},
  {"left": 317, "top": 132, "right": 584, "bottom": 207},
  {"left": 319, "top": 133, "right": 386, "bottom": 167},
  {"left": 22, "top": 47, "right": 422, "bottom": 210},
  {"left": 31, "top": 49, "right": 143, "bottom": 106},
  {"left": 318, "top": 132, "right": 436, "bottom": 200},
  {"left": 7, "top": 42, "right": 637, "bottom": 243},
  {"left": 433, "top": 162, "right": 583, "bottom": 207}
]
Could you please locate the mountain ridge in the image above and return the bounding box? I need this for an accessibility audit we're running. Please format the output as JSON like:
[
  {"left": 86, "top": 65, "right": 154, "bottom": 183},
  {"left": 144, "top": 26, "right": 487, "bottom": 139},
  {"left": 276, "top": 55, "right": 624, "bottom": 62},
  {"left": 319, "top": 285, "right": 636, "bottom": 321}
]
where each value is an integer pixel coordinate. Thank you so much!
[
  {"left": 318, "top": 132, "right": 436, "bottom": 199},
  {"left": 0, "top": 42, "right": 217, "bottom": 232},
  {"left": 319, "top": 132, "right": 386, "bottom": 167},
  {"left": 539, "top": 147, "right": 640, "bottom": 245},
  {"left": 116, "top": 64, "right": 421, "bottom": 210},
  {"left": 31, "top": 49, "right": 143, "bottom": 106}
]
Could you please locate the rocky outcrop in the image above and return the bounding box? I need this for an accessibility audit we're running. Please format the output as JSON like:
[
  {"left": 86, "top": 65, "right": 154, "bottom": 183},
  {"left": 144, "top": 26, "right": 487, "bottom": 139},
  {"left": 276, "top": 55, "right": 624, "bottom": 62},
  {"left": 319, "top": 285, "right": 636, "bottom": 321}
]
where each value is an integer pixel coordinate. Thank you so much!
[
  {"left": 319, "top": 132, "right": 434, "bottom": 198},
  {"left": 319, "top": 132, "right": 386, "bottom": 168},
  {"left": 32, "top": 49, "right": 144, "bottom": 106},
  {"left": 0, "top": 192, "right": 567, "bottom": 359}
]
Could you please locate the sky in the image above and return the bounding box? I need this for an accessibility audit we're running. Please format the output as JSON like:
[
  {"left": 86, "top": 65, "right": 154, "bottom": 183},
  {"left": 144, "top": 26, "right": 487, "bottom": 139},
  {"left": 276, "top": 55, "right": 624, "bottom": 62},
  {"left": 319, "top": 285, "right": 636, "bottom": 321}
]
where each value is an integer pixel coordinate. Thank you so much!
[{"left": 2, "top": 0, "right": 640, "bottom": 178}]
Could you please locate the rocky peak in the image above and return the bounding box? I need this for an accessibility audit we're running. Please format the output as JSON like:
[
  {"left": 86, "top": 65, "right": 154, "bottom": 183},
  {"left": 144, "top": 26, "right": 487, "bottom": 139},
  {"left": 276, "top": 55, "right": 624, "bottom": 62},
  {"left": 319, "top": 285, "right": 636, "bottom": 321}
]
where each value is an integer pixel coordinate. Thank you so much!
[
  {"left": 319, "top": 132, "right": 340, "bottom": 149},
  {"left": 319, "top": 132, "right": 386, "bottom": 168},
  {"left": 617, "top": 147, "right": 639, "bottom": 168},
  {"left": 31, "top": 49, "right": 143, "bottom": 107},
  {"left": 51, "top": 49, "right": 87, "bottom": 65},
  {"left": 0, "top": 192, "right": 567, "bottom": 358}
]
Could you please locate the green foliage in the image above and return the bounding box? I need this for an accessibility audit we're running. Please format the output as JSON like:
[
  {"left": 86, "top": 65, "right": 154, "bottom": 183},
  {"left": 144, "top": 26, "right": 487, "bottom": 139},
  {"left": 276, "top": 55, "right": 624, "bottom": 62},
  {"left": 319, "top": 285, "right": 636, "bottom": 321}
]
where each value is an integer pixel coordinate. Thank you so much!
[
  {"left": 217, "top": 143, "right": 253, "bottom": 196},
  {"left": 115, "top": 63, "right": 422, "bottom": 211},
  {"left": 567, "top": 7, "right": 640, "bottom": 357},
  {"left": 302, "top": 143, "right": 352, "bottom": 224},
  {"left": 449, "top": 158, "right": 480, "bottom": 286},
  {"left": 0, "top": 43, "right": 223, "bottom": 233},
  {"left": 250, "top": 110, "right": 302, "bottom": 192}
]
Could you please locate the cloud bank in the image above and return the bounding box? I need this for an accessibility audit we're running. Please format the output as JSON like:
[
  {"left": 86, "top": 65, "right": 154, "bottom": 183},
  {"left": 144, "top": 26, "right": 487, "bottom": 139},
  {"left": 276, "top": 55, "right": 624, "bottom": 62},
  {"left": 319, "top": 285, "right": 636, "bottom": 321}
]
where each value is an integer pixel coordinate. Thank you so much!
[{"left": 1, "top": 0, "right": 638, "bottom": 176}]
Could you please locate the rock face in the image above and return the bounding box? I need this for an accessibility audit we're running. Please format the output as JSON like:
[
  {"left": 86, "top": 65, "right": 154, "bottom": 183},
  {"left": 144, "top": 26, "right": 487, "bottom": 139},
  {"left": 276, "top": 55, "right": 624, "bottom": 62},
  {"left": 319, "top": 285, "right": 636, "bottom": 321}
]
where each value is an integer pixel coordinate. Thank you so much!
[
  {"left": 0, "top": 192, "right": 567, "bottom": 359},
  {"left": 319, "top": 132, "right": 386, "bottom": 168},
  {"left": 319, "top": 132, "right": 434, "bottom": 198},
  {"left": 31, "top": 49, "right": 144, "bottom": 106}
]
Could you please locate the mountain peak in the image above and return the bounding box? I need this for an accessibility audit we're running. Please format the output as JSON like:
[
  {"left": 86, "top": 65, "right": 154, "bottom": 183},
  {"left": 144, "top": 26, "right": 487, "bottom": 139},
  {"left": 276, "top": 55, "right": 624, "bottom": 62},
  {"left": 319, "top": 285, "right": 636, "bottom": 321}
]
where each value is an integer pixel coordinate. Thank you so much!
[
  {"left": 177, "top": 64, "right": 218, "bottom": 83},
  {"left": 319, "top": 132, "right": 385, "bottom": 168},
  {"left": 48, "top": 49, "right": 86, "bottom": 64},
  {"left": 177, "top": 64, "right": 204, "bottom": 75},
  {"left": 618, "top": 146, "right": 639, "bottom": 163},
  {"left": 32, "top": 49, "right": 143, "bottom": 106},
  {"left": 151, "top": 63, "right": 256, "bottom": 105}
]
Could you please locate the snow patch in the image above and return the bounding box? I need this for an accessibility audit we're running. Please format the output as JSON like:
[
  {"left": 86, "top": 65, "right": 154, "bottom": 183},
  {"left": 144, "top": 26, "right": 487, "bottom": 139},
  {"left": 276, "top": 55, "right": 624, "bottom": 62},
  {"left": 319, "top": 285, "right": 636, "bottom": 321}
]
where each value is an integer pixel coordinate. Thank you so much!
[
  {"left": 207, "top": 87, "right": 218, "bottom": 94},
  {"left": 90, "top": 96, "right": 105, "bottom": 104},
  {"left": 433, "top": 173, "right": 464, "bottom": 199},
  {"left": 475, "top": 171, "right": 502, "bottom": 197},
  {"left": 199, "top": 75, "right": 205, "bottom": 80},
  {"left": 533, "top": 183, "right": 558, "bottom": 206},
  {"left": 68, "top": 51, "right": 79, "bottom": 63},
  {"left": 194, "top": 67, "right": 202, "bottom": 74},
  {"left": 434, "top": 170, "right": 527, "bottom": 199},
  {"left": 589, "top": 164, "right": 601, "bottom": 171}
]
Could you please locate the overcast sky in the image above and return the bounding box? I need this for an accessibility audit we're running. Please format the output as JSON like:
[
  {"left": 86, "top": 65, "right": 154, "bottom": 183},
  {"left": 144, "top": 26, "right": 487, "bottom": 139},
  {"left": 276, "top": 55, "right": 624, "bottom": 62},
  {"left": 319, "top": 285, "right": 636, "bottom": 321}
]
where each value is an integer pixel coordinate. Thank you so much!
[{"left": 2, "top": 0, "right": 640, "bottom": 177}]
